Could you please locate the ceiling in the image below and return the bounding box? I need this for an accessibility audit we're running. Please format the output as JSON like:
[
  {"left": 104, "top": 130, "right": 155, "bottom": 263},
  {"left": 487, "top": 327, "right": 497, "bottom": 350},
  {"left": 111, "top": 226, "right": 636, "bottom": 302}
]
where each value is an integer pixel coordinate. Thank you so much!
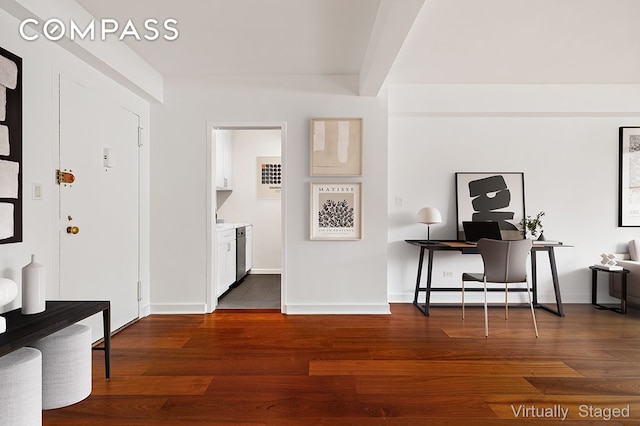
[
  {"left": 388, "top": 0, "right": 640, "bottom": 84},
  {"left": 69, "top": 0, "right": 640, "bottom": 86},
  {"left": 75, "top": 0, "right": 382, "bottom": 77}
]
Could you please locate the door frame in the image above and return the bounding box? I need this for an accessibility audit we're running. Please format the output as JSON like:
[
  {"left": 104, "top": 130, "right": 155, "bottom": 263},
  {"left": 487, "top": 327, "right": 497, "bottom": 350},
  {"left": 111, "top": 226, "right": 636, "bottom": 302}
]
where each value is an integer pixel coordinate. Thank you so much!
[{"left": 205, "top": 121, "right": 287, "bottom": 312}]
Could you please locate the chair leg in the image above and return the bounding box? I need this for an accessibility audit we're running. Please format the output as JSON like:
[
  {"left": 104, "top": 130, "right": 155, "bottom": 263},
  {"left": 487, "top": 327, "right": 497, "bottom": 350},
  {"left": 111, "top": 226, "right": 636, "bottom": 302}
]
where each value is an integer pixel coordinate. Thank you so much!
[
  {"left": 483, "top": 277, "right": 489, "bottom": 337},
  {"left": 461, "top": 279, "right": 465, "bottom": 319},
  {"left": 526, "top": 282, "right": 539, "bottom": 338},
  {"left": 505, "top": 284, "right": 509, "bottom": 320}
]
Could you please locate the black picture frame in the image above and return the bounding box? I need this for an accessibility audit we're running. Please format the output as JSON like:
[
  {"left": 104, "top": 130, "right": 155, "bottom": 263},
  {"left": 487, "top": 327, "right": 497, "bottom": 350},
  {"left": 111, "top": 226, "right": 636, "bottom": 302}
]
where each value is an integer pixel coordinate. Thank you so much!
[
  {"left": 455, "top": 172, "right": 525, "bottom": 240},
  {"left": 0, "top": 46, "right": 22, "bottom": 244},
  {"left": 619, "top": 126, "right": 640, "bottom": 227}
]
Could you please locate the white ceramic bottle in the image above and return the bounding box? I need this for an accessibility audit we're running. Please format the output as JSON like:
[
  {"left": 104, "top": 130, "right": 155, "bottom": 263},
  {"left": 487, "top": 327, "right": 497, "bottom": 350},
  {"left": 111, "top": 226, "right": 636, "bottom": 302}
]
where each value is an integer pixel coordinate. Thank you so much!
[{"left": 21, "top": 254, "right": 45, "bottom": 314}]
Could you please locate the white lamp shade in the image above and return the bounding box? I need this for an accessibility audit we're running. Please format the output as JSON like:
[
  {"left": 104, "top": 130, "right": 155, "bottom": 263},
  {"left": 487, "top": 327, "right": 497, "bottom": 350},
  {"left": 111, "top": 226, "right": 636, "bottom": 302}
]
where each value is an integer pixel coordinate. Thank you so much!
[{"left": 417, "top": 207, "right": 442, "bottom": 225}]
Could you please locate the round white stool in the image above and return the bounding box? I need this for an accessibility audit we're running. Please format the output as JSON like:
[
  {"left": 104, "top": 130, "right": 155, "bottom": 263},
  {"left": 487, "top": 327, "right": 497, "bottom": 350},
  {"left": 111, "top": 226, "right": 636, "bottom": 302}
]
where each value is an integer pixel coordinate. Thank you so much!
[
  {"left": 0, "top": 347, "right": 42, "bottom": 425},
  {"left": 31, "top": 323, "right": 92, "bottom": 410}
]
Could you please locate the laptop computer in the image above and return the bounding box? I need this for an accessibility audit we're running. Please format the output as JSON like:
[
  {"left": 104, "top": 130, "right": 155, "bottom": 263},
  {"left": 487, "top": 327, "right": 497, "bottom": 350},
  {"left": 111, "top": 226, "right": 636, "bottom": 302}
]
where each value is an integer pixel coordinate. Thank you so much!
[{"left": 462, "top": 221, "right": 502, "bottom": 244}]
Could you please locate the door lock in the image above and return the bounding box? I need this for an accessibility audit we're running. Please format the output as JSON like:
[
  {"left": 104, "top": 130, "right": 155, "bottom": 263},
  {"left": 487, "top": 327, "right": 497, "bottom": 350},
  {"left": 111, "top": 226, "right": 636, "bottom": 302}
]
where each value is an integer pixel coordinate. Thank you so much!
[
  {"left": 66, "top": 226, "right": 80, "bottom": 235},
  {"left": 56, "top": 169, "right": 75, "bottom": 185}
]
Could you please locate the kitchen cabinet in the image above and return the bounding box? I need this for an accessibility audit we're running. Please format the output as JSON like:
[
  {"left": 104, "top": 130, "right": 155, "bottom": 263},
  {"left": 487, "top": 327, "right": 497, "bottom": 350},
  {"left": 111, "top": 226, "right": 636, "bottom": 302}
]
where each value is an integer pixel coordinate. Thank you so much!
[
  {"left": 215, "top": 129, "right": 233, "bottom": 190},
  {"left": 216, "top": 228, "right": 236, "bottom": 296}
]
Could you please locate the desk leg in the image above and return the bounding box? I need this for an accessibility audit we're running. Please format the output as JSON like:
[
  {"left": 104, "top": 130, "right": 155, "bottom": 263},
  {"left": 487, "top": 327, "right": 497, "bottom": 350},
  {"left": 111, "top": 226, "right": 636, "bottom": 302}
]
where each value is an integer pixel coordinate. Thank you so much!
[
  {"left": 413, "top": 247, "right": 425, "bottom": 306},
  {"left": 531, "top": 251, "right": 538, "bottom": 306},
  {"left": 621, "top": 273, "right": 627, "bottom": 314},
  {"left": 425, "top": 248, "right": 434, "bottom": 313},
  {"left": 548, "top": 248, "right": 564, "bottom": 317},
  {"left": 103, "top": 306, "right": 111, "bottom": 379},
  {"left": 412, "top": 247, "right": 433, "bottom": 316},
  {"left": 591, "top": 268, "right": 598, "bottom": 305},
  {"left": 534, "top": 248, "right": 565, "bottom": 317}
]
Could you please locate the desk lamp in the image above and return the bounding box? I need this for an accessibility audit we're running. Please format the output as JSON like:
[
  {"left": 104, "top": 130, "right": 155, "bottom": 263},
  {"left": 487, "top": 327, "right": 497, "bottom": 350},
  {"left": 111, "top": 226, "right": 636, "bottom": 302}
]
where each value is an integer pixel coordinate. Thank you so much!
[{"left": 417, "top": 207, "right": 442, "bottom": 243}]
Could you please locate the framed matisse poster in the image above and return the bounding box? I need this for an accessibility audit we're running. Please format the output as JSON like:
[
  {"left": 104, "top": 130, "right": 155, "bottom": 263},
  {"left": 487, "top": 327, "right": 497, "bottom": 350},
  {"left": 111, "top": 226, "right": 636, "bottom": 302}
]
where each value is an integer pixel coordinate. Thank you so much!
[
  {"left": 310, "top": 182, "right": 361, "bottom": 240},
  {"left": 310, "top": 118, "right": 362, "bottom": 176},
  {"left": 0, "top": 46, "right": 22, "bottom": 244},
  {"left": 455, "top": 172, "right": 525, "bottom": 240},
  {"left": 619, "top": 127, "right": 640, "bottom": 227}
]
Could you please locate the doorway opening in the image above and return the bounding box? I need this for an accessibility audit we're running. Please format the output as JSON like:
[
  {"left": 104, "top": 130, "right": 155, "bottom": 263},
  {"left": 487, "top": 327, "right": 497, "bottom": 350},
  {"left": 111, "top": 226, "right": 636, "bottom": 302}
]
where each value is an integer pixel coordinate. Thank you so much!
[{"left": 206, "top": 123, "right": 286, "bottom": 312}]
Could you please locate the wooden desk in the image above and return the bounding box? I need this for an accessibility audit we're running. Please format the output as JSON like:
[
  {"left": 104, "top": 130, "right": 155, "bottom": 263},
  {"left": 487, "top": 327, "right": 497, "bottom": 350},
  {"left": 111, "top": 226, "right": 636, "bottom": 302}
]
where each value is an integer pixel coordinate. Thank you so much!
[
  {"left": 405, "top": 240, "right": 570, "bottom": 317},
  {"left": 0, "top": 300, "right": 111, "bottom": 379}
]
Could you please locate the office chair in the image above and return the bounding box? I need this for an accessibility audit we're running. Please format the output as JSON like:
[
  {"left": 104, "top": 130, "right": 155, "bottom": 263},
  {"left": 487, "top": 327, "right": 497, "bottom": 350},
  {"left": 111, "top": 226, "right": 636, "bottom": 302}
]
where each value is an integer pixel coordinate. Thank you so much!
[{"left": 462, "top": 238, "right": 538, "bottom": 337}]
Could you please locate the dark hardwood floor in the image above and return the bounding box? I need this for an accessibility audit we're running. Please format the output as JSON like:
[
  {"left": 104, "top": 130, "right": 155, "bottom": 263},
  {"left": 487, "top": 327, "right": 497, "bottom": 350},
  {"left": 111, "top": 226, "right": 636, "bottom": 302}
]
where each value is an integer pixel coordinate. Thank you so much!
[{"left": 44, "top": 304, "right": 640, "bottom": 425}]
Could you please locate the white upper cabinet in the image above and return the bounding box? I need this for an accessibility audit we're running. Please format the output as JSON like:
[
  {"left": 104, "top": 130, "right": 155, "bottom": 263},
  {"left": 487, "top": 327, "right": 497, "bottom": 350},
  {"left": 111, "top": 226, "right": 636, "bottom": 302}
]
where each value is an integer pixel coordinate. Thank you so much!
[{"left": 215, "top": 129, "right": 233, "bottom": 190}]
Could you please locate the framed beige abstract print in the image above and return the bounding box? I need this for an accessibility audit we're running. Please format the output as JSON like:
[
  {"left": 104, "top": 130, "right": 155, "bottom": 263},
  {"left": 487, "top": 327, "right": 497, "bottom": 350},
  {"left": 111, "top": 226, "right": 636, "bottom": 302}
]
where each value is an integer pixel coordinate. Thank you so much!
[
  {"left": 310, "top": 182, "right": 362, "bottom": 240},
  {"left": 310, "top": 118, "right": 362, "bottom": 176}
]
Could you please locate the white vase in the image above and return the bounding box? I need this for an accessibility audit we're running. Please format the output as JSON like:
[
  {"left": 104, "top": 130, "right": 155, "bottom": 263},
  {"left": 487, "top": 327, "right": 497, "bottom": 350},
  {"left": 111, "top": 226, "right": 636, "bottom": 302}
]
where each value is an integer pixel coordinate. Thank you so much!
[{"left": 21, "top": 254, "right": 46, "bottom": 315}]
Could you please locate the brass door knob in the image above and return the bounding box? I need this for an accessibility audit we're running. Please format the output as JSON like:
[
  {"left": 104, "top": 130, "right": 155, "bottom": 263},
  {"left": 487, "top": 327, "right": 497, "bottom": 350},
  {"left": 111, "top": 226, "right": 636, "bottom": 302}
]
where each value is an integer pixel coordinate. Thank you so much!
[{"left": 66, "top": 226, "right": 80, "bottom": 234}]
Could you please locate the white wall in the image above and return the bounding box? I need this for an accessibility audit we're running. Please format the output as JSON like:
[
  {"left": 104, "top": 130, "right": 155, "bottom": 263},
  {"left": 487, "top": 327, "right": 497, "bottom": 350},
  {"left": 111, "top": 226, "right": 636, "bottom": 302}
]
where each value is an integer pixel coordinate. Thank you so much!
[
  {"left": 388, "top": 84, "right": 640, "bottom": 305},
  {"left": 0, "top": 8, "right": 151, "bottom": 313},
  {"left": 151, "top": 75, "right": 389, "bottom": 314},
  {"left": 217, "top": 129, "right": 282, "bottom": 273}
]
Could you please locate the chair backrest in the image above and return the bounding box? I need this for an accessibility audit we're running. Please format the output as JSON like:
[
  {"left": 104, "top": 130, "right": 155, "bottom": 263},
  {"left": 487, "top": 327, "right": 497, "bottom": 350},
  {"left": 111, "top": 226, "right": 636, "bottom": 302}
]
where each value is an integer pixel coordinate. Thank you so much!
[{"left": 476, "top": 238, "right": 532, "bottom": 283}]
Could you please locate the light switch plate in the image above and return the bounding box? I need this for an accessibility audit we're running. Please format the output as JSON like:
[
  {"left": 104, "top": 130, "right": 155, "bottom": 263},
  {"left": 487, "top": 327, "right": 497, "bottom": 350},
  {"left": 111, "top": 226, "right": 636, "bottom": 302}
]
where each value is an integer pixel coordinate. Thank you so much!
[
  {"left": 103, "top": 147, "right": 116, "bottom": 168},
  {"left": 32, "top": 182, "right": 43, "bottom": 200}
]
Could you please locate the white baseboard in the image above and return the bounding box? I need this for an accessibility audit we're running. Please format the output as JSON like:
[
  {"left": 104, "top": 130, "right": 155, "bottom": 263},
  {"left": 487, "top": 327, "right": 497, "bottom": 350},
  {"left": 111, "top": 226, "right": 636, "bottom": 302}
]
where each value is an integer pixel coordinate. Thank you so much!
[
  {"left": 388, "top": 291, "right": 599, "bottom": 305},
  {"left": 150, "top": 303, "right": 208, "bottom": 314},
  {"left": 283, "top": 303, "right": 391, "bottom": 315},
  {"left": 140, "top": 303, "right": 151, "bottom": 318},
  {"left": 387, "top": 293, "right": 413, "bottom": 303},
  {"left": 249, "top": 269, "right": 282, "bottom": 275}
]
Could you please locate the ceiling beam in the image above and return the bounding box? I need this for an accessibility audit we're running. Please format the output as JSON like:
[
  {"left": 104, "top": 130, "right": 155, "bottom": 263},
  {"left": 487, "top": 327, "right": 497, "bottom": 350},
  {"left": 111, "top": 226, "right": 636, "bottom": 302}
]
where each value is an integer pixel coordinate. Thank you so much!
[
  {"left": 359, "top": 0, "right": 425, "bottom": 97},
  {"left": 0, "top": 0, "right": 163, "bottom": 103}
]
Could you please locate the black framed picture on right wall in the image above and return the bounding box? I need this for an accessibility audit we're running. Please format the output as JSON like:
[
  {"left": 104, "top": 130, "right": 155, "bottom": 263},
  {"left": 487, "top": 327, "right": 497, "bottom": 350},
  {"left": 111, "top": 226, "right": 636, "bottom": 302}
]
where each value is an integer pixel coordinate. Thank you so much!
[{"left": 619, "top": 126, "right": 640, "bottom": 227}]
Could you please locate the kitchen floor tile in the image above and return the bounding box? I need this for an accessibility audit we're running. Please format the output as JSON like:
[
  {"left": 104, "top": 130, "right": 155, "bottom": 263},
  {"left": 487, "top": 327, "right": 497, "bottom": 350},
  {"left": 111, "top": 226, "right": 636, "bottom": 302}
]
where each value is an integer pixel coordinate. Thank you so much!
[{"left": 217, "top": 274, "right": 281, "bottom": 310}]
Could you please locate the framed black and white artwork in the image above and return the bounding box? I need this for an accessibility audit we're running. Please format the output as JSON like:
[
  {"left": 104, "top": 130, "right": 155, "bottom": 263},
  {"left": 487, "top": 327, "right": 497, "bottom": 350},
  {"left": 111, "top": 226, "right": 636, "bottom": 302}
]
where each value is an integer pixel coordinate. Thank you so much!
[
  {"left": 257, "top": 156, "right": 281, "bottom": 199},
  {"left": 310, "top": 182, "right": 361, "bottom": 240},
  {"left": 619, "top": 126, "right": 640, "bottom": 227},
  {"left": 0, "top": 46, "right": 22, "bottom": 244},
  {"left": 455, "top": 172, "right": 525, "bottom": 240}
]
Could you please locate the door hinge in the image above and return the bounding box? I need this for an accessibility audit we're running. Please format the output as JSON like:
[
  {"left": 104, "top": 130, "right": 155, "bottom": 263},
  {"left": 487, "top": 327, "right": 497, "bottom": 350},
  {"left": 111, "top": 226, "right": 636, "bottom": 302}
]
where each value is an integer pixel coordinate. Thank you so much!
[
  {"left": 138, "top": 127, "right": 143, "bottom": 147},
  {"left": 137, "top": 281, "right": 142, "bottom": 301},
  {"left": 56, "top": 169, "right": 75, "bottom": 185}
]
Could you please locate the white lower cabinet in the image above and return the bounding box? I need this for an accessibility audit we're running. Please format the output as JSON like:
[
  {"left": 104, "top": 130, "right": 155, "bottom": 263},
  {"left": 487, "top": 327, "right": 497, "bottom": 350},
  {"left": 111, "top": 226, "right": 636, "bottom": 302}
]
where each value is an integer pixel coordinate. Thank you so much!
[{"left": 216, "top": 229, "right": 236, "bottom": 297}]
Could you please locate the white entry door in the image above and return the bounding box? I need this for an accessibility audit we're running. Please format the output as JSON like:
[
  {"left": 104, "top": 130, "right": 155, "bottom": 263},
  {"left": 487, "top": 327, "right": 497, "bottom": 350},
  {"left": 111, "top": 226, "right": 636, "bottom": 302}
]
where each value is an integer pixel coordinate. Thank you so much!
[{"left": 58, "top": 75, "right": 140, "bottom": 340}]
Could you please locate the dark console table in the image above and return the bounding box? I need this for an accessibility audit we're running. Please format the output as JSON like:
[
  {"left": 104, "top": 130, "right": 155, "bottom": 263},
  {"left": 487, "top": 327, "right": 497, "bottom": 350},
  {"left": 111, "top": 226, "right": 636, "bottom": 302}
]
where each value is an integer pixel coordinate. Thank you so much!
[
  {"left": 589, "top": 265, "right": 629, "bottom": 314},
  {"left": 405, "top": 240, "right": 571, "bottom": 317},
  {"left": 0, "top": 300, "right": 111, "bottom": 379}
]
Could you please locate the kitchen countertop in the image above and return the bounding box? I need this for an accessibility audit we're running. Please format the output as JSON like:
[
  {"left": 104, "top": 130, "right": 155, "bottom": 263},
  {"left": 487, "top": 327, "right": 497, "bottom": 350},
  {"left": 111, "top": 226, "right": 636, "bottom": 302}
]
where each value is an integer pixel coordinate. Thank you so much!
[{"left": 216, "top": 223, "right": 251, "bottom": 231}]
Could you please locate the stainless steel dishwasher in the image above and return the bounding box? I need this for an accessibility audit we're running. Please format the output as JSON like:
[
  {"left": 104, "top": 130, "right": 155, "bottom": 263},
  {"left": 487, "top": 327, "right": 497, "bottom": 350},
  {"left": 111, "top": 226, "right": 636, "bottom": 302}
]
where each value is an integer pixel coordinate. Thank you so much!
[{"left": 235, "top": 226, "right": 246, "bottom": 282}]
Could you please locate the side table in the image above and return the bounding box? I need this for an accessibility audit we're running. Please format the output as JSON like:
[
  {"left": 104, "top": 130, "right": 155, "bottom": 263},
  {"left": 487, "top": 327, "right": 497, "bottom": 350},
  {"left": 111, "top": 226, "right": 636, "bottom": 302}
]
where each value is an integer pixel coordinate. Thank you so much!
[{"left": 589, "top": 266, "right": 629, "bottom": 314}]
